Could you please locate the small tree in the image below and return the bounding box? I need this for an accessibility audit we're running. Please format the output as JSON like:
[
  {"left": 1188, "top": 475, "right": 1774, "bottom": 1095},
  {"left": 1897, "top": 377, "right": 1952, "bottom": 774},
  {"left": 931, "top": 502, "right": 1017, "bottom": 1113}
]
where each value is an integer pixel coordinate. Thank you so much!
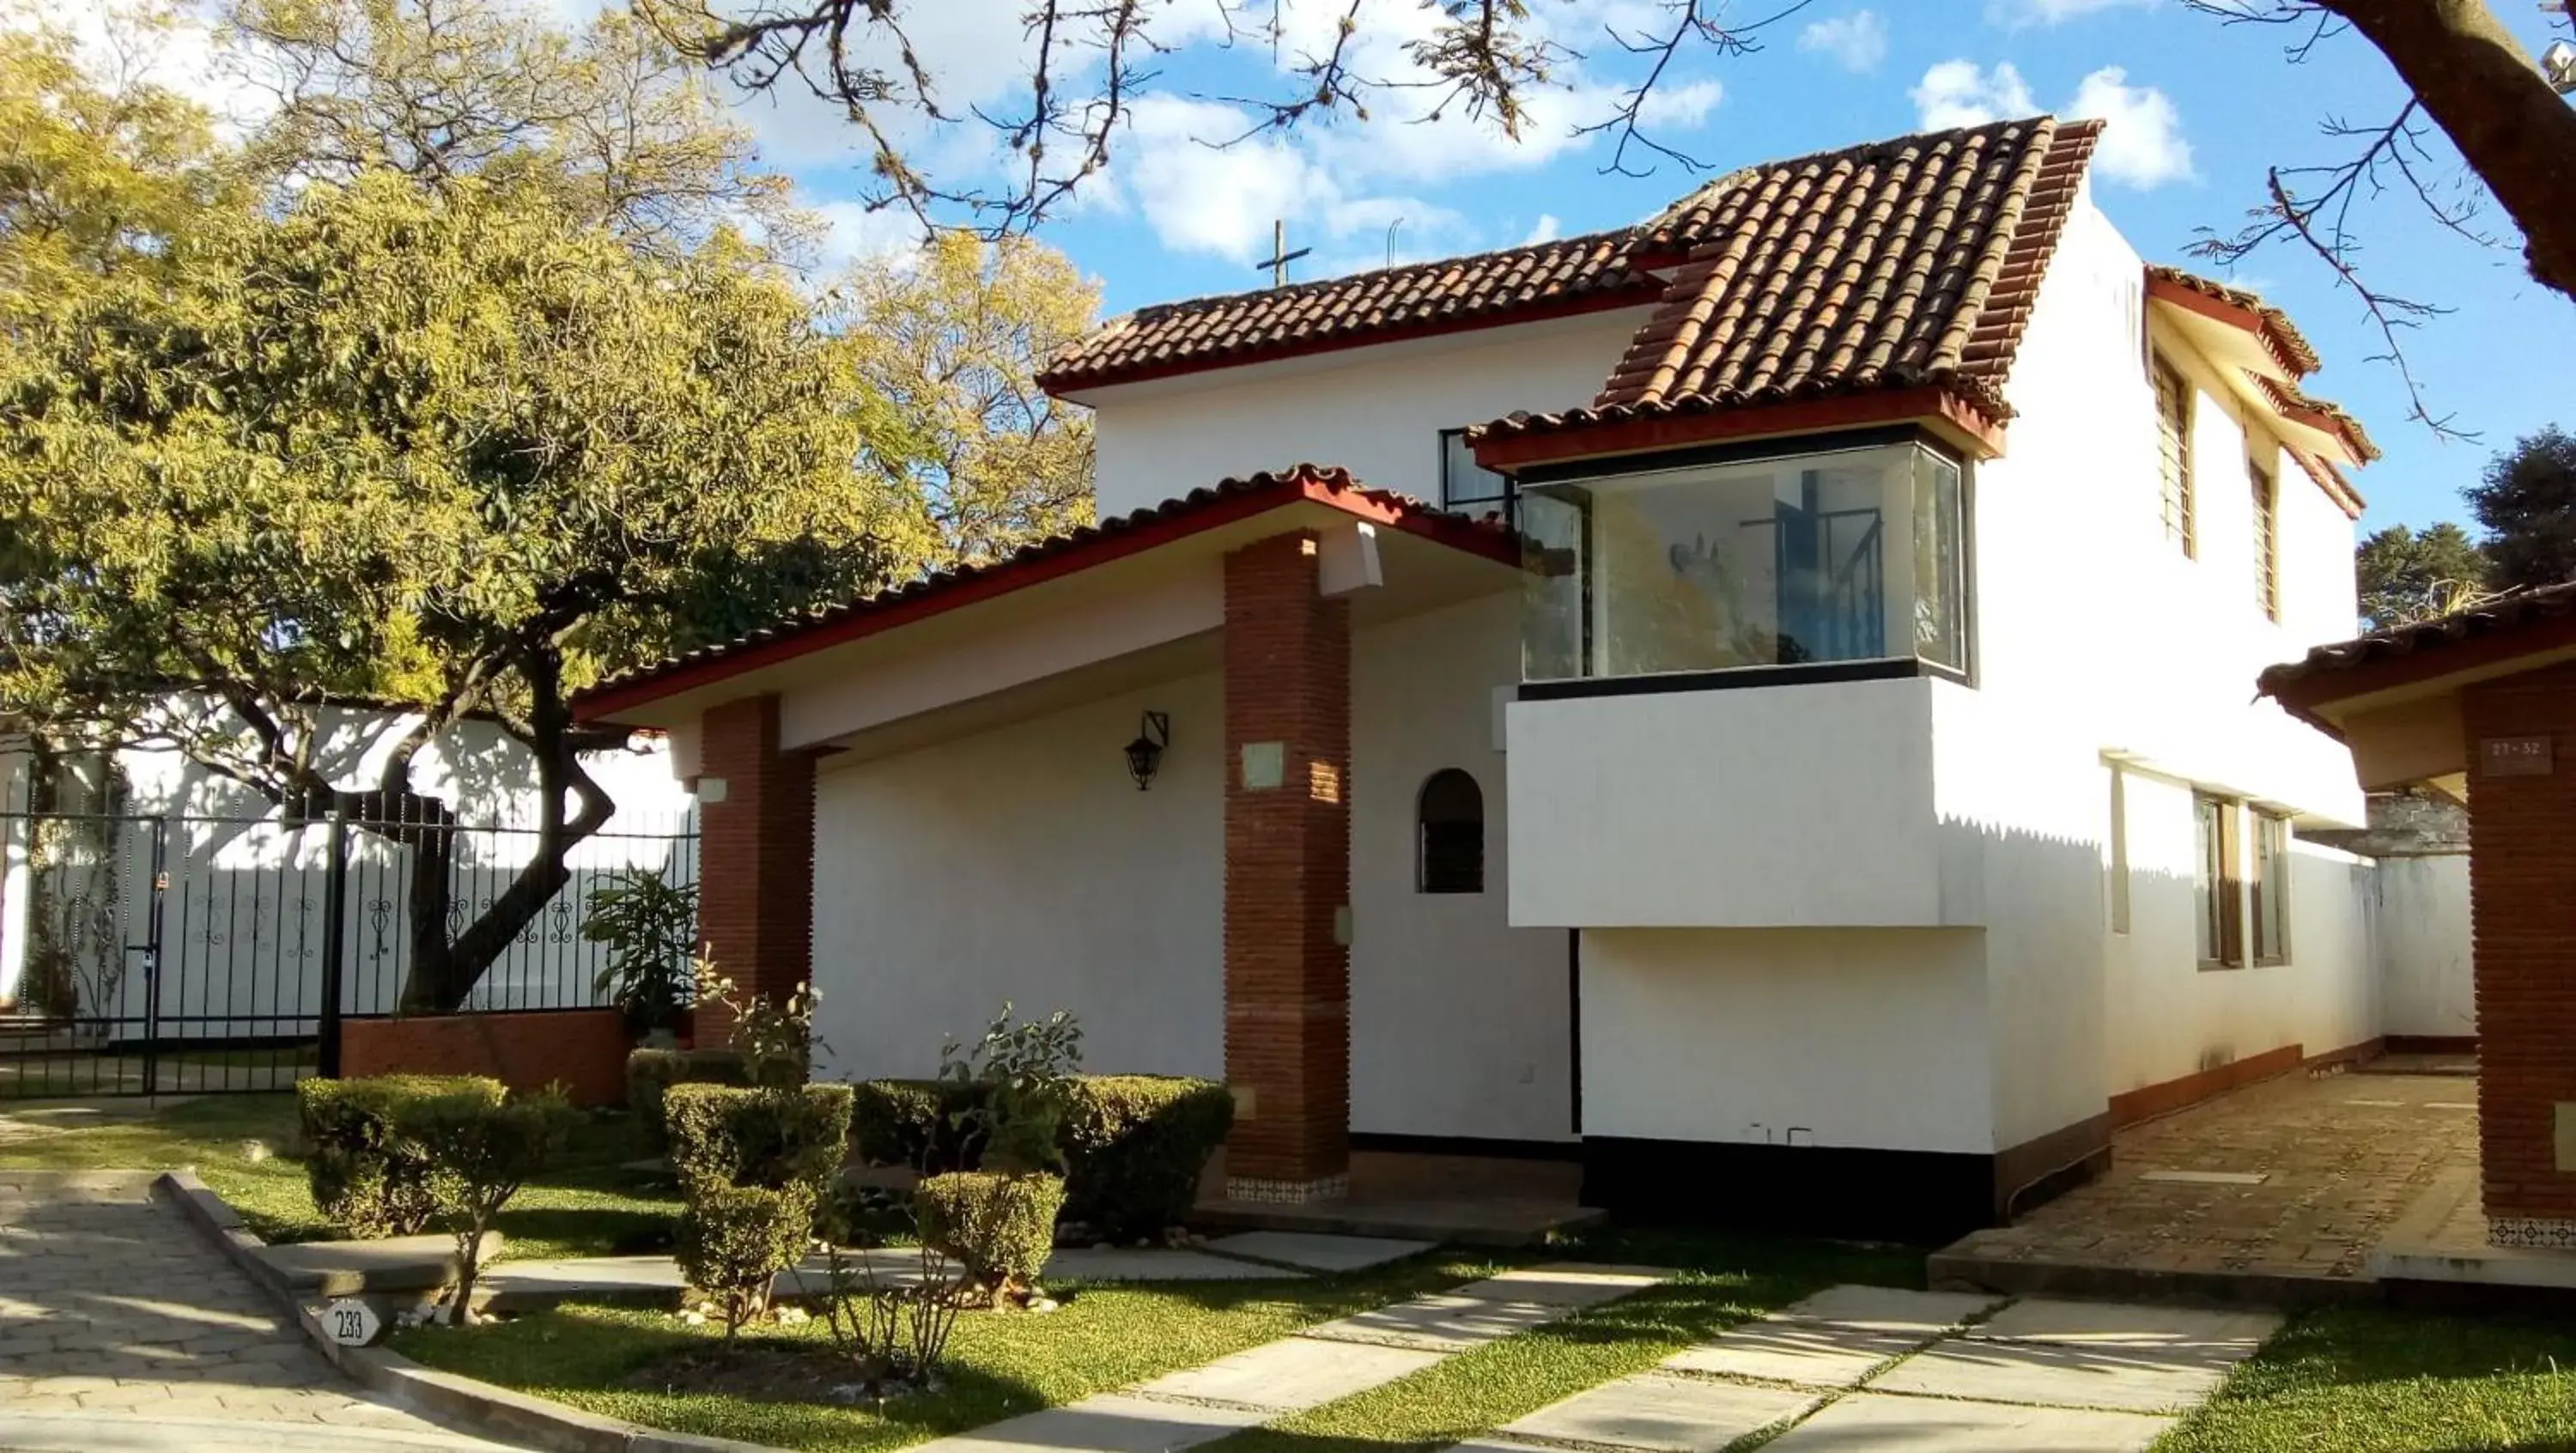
[
  {"left": 399, "top": 1085, "right": 579, "bottom": 1325},
  {"left": 936, "top": 1004, "right": 1080, "bottom": 1174},
  {"left": 677, "top": 1183, "right": 812, "bottom": 1339},
  {"left": 692, "top": 958, "right": 823, "bottom": 1087},
  {"left": 583, "top": 870, "right": 698, "bottom": 1040}
]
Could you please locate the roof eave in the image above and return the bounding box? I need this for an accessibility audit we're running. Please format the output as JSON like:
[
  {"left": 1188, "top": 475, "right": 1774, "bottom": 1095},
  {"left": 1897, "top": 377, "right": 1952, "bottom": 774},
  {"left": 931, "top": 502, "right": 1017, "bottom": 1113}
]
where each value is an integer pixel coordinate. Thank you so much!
[{"left": 1467, "top": 384, "right": 2009, "bottom": 475}]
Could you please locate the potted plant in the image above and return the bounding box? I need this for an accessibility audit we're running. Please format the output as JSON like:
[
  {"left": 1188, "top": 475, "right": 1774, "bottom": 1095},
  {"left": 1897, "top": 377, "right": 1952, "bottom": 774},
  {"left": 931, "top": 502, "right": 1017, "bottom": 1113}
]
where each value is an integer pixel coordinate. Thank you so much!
[{"left": 582, "top": 869, "right": 697, "bottom": 1046}]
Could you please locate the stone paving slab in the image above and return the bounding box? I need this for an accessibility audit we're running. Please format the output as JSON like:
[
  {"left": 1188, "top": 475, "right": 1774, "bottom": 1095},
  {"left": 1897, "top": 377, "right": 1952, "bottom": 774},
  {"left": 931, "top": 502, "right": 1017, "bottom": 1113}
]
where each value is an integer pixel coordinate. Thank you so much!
[
  {"left": 1500, "top": 1371, "right": 1818, "bottom": 1453},
  {"left": 0, "top": 1409, "right": 528, "bottom": 1451},
  {"left": 908, "top": 1392, "right": 1270, "bottom": 1453},
  {"left": 1050, "top": 1247, "right": 1302, "bottom": 1282},
  {"left": 1132, "top": 1335, "right": 1443, "bottom": 1411},
  {"left": 1202, "top": 1230, "right": 1436, "bottom": 1272},
  {"left": 1450, "top": 1264, "right": 1668, "bottom": 1308},
  {"left": 1298, "top": 1292, "right": 1564, "bottom": 1352},
  {"left": 255, "top": 1233, "right": 501, "bottom": 1296},
  {"left": 484, "top": 1243, "right": 1302, "bottom": 1309},
  {"left": 1771, "top": 1286, "right": 2002, "bottom": 1335},
  {"left": 1661, "top": 1321, "right": 1923, "bottom": 1389},
  {"left": 1866, "top": 1339, "right": 2235, "bottom": 1414},
  {"left": 1757, "top": 1390, "right": 2172, "bottom": 1452},
  {"left": 1964, "top": 1298, "right": 2280, "bottom": 1358}
]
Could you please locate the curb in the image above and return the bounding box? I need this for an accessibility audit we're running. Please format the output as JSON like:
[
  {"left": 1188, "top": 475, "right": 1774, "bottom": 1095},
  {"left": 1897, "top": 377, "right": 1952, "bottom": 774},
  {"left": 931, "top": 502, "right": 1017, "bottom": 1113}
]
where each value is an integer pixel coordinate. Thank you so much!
[{"left": 155, "top": 1170, "right": 779, "bottom": 1453}]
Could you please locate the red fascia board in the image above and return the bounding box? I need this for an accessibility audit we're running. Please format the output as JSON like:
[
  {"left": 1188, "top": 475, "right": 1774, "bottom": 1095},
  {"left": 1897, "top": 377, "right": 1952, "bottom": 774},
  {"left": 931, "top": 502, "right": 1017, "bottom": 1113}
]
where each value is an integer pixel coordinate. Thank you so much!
[
  {"left": 2288, "top": 447, "right": 2366, "bottom": 520},
  {"left": 1471, "top": 386, "right": 2007, "bottom": 474},
  {"left": 573, "top": 478, "right": 1514, "bottom": 723},
  {"left": 1038, "top": 284, "right": 1663, "bottom": 397},
  {"left": 2262, "top": 611, "right": 2576, "bottom": 720},
  {"left": 2145, "top": 275, "right": 2309, "bottom": 379}
]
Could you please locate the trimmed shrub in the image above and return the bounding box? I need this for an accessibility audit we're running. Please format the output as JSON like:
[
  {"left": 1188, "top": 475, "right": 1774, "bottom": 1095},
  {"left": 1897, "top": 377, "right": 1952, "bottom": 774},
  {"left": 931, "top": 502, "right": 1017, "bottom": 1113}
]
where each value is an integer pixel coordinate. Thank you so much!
[
  {"left": 398, "top": 1085, "right": 578, "bottom": 1322},
  {"left": 663, "top": 1082, "right": 854, "bottom": 1202},
  {"left": 299, "top": 1074, "right": 507, "bottom": 1237},
  {"left": 849, "top": 1078, "right": 985, "bottom": 1170},
  {"left": 1060, "top": 1076, "right": 1234, "bottom": 1240},
  {"left": 677, "top": 1182, "right": 814, "bottom": 1339},
  {"left": 915, "top": 1171, "right": 1064, "bottom": 1296},
  {"left": 626, "top": 1048, "right": 751, "bottom": 1152}
]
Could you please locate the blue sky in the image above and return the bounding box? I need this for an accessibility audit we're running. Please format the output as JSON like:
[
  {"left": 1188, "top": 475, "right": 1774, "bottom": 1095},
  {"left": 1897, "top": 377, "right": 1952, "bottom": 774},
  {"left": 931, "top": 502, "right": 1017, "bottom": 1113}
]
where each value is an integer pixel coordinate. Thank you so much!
[{"left": 750, "top": 0, "right": 2575, "bottom": 538}]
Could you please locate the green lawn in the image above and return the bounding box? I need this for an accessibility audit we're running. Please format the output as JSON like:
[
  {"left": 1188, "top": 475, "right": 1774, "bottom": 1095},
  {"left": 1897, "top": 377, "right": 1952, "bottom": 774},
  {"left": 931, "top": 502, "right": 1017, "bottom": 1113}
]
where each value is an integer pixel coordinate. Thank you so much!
[
  {"left": 0, "top": 1091, "right": 679, "bottom": 1261},
  {"left": 2156, "top": 1307, "right": 2576, "bottom": 1453}
]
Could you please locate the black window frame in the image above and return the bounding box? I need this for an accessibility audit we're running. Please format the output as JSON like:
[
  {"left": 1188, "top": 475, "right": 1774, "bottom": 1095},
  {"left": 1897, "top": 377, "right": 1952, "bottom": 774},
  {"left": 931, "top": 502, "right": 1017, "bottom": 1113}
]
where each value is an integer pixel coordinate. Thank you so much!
[{"left": 1438, "top": 428, "right": 1513, "bottom": 522}]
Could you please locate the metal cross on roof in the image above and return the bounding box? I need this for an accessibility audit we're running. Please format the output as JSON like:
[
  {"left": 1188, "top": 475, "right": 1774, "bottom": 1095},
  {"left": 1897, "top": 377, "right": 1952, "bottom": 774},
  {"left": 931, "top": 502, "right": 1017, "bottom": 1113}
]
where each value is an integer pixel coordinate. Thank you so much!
[{"left": 1256, "top": 220, "right": 1310, "bottom": 288}]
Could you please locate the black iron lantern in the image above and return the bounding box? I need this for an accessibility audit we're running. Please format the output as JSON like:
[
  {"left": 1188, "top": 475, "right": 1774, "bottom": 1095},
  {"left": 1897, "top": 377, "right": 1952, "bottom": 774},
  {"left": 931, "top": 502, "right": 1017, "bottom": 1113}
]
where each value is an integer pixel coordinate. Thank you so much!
[{"left": 1124, "top": 710, "right": 1171, "bottom": 791}]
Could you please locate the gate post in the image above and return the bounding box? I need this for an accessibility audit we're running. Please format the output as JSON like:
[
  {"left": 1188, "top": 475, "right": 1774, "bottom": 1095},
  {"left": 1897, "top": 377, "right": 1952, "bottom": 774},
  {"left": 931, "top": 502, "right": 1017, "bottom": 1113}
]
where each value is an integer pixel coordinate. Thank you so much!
[{"left": 318, "top": 800, "right": 350, "bottom": 1079}]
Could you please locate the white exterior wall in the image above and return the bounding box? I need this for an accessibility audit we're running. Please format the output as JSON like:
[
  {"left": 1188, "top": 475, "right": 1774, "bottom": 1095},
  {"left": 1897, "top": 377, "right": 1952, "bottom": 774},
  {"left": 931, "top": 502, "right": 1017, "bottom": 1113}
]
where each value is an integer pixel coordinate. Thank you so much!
[
  {"left": 2377, "top": 854, "right": 2476, "bottom": 1041},
  {"left": 1580, "top": 927, "right": 1994, "bottom": 1154},
  {"left": 1084, "top": 310, "right": 1651, "bottom": 516}
]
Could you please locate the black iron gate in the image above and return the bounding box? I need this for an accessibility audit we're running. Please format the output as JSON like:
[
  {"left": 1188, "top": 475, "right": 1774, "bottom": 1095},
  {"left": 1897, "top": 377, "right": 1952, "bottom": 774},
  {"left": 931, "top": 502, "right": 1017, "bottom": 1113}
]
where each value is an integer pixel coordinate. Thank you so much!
[{"left": 0, "top": 807, "right": 697, "bottom": 1098}]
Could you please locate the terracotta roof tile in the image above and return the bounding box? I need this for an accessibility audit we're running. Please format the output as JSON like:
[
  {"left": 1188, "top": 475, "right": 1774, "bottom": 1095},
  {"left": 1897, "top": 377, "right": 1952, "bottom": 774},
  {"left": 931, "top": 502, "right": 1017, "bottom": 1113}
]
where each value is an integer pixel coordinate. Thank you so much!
[
  {"left": 2259, "top": 581, "right": 2576, "bottom": 696},
  {"left": 573, "top": 466, "right": 1515, "bottom": 718},
  {"left": 2259, "top": 375, "right": 2382, "bottom": 462},
  {"left": 2143, "top": 264, "right": 2323, "bottom": 376},
  {"left": 1037, "top": 230, "right": 1660, "bottom": 391},
  {"left": 1474, "top": 115, "right": 2102, "bottom": 447}
]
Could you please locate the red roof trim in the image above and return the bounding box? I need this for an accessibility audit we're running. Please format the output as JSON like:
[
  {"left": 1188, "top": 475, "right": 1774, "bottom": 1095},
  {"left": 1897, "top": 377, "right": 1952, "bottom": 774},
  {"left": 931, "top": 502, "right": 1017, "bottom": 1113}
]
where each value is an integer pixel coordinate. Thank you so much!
[
  {"left": 1469, "top": 386, "right": 2008, "bottom": 473},
  {"left": 2143, "top": 271, "right": 2320, "bottom": 379},
  {"left": 571, "top": 467, "right": 1516, "bottom": 723},
  {"left": 2287, "top": 447, "right": 2366, "bottom": 520},
  {"left": 2259, "top": 581, "right": 2576, "bottom": 716},
  {"left": 1036, "top": 283, "right": 1662, "bottom": 395}
]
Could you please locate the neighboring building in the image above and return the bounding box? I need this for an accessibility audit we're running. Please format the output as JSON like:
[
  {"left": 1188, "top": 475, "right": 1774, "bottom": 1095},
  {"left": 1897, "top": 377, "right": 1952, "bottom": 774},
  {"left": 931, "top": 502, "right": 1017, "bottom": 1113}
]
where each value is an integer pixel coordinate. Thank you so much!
[
  {"left": 0, "top": 705, "right": 696, "bottom": 1043},
  {"left": 574, "top": 115, "right": 2430, "bottom": 1238}
]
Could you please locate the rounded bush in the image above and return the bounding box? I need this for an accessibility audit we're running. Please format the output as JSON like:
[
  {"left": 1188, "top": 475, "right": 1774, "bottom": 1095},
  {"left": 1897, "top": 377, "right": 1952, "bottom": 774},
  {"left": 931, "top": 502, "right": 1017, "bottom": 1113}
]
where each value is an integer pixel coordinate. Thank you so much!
[
  {"left": 915, "top": 1170, "right": 1065, "bottom": 1294},
  {"left": 297, "top": 1074, "right": 506, "bottom": 1237}
]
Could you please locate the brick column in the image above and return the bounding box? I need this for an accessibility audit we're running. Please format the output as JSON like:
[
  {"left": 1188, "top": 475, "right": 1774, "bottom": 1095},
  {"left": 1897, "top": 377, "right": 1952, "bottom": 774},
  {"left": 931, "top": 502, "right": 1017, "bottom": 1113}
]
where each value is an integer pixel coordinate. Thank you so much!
[
  {"left": 695, "top": 694, "right": 816, "bottom": 1047},
  {"left": 2464, "top": 663, "right": 2576, "bottom": 1244},
  {"left": 1223, "top": 532, "right": 1352, "bottom": 1202}
]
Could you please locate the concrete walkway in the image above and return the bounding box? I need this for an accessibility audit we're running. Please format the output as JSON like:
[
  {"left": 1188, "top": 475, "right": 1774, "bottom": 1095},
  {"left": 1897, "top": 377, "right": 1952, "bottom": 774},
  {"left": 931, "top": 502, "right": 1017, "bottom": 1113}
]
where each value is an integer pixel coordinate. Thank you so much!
[
  {"left": 0, "top": 1170, "right": 523, "bottom": 1450},
  {"left": 1477, "top": 1286, "right": 2279, "bottom": 1452},
  {"left": 910, "top": 1264, "right": 1671, "bottom": 1453}
]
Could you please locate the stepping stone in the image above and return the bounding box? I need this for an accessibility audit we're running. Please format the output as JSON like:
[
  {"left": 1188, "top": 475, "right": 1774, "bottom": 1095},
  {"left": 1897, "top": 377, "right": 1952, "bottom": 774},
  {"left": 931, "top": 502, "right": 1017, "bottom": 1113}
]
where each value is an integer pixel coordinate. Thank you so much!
[
  {"left": 255, "top": 1234, "right": 501, "bottom": 1296},
  {"left": 1868, "top": 1339, "right": 2235, "bottom": 1414},
  {"left": 1133, "top": 1336, "right": 1442, "bottom": 1412},
  {"left": 1501, "top": 1372, "right": 1817, "bottom": 1453},
  {"left": 1300, "top": 1292, "right": 1561, "bottom": 1352},
  {"left": 1045, "top": 1248, "right": 1303, "bottom": 1283},
  {"left": 1759, "top": 1390, "right": 2171, "bottom": 1452},
  {"left": 1662, "top": 1319, "right": 1922, "bottom": 1389},
  {"left": 1202, "top": 1231, "right": 1436, "bottom": 1273},
  {"left": 1964, "top": 1298, "right": 2280, "bottom": 1360},
  {"left": 1449, "top": 1264, "right": 1668, "bottom": 1308},
  {"left": 911, "top": 1392, "right": 1267, "bottom": 1453},
  {"left": 1772, "top": 1285, "right": 2001, "bottom": 1336}
]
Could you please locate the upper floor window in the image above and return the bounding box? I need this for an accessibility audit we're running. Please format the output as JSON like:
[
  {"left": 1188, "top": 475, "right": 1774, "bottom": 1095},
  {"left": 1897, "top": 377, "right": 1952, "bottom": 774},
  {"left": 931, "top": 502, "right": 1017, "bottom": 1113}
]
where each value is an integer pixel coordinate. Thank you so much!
[
  {"left": 2251, "top": 457, "right": 2280, "bottom": 621},
  {"left": 1440, "top": 430, "right": 1510, "bottom": 519},
  {"left": 1518, "top": 439, "right": 1967, "bottom": 682},
  {"left": 2153, "top": 352, "right": 2196, "bottom": 556},
  {"left": 1418, "top": 769, "right": 1485, "bottom": 894}
]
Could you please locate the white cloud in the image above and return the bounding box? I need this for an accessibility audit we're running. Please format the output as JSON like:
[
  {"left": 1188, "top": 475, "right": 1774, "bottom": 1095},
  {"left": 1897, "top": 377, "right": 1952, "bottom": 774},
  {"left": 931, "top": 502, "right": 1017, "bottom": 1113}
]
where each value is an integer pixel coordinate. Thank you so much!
[
  {"left": 1984, "top": 0, "right": 2158, "bottom": 27},
  {"left": 2069, "top": 65, "right": 2194, "bottom": 187},
  {"left": 1637, "top": 78, "right": 1725, "bottom": 129},
  {"left": 1523, "top": 214, "right": 1563, "bottom": 246},
  {"left": 1798, "top": 11, "right": 1888, "bottom": 73},
  {"left": 1909, "top": 59, "right": 2035, "bottom": 130}
]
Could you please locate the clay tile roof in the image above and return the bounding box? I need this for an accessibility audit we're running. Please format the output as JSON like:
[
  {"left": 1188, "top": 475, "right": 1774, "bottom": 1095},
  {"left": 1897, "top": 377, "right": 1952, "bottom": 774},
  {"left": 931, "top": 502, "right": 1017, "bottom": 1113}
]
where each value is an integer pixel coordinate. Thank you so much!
[
  {"left": 1477, "top": 115, "right": 2102, "bottom": 446},
  {"left": 2258, "top": 580, "right": 2576, "bottom": 697},
  {"left": 572, "top": 465, "right": 1515, "bottom": 719},
  {"left": 1037, "top": 229, "right": 1661, "bottom": 392},
  {"left": 2258, "top": 375, "right": 2382, "bottom": 462},
  {"left": 2143, "top": 265, "right": 2323, "bottom": 376}
]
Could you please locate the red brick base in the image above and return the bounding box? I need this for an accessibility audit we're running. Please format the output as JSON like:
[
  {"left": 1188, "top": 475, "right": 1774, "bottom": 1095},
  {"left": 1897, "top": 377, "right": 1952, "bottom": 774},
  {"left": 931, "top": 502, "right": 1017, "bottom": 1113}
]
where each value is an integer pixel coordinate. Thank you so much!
[{"left": 338, "top": 1009, "right": 629, "bottom": 1106}]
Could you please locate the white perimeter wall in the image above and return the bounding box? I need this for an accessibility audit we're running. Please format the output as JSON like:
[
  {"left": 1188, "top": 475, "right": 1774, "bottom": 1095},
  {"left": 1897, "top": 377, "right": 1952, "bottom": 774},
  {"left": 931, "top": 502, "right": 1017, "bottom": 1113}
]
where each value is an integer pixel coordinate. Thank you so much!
[
  {"left": 1580, "top": 927, "right": 1995, "bottom": 1154},
  {"left": 1084, "top": 310, "right": 1650, "bottom": 516},
  {"left": 2376, "top": 854, "right": 2475, "bottom": 1042},
  {"left": 809, "top": 594, "right": 1572, "bottom": 1141}
]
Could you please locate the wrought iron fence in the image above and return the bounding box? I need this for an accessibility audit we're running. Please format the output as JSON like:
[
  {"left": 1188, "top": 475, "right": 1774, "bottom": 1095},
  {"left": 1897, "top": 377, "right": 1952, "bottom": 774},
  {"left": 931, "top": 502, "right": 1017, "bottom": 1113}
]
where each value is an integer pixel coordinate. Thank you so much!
[{"left": 0, "top": 806, "right": 696, "bottom": 1098}]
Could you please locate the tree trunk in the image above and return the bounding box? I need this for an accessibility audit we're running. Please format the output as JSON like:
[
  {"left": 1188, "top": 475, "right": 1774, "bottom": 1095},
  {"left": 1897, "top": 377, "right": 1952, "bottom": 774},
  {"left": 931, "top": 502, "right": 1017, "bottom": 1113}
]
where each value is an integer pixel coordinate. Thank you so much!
[{"left": 2328, "top": 0, "right": 2576, "bottom": 301}]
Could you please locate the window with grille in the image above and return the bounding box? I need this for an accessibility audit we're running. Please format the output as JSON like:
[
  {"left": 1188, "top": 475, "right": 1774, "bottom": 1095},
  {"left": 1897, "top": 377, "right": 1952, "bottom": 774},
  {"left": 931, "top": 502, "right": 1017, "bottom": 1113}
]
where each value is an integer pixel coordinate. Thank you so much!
[
  {"left": 2251, "top": 457, "right": 2280, "bottom": 620},
  {"left": 2153, "top": 353, "right": 2196, "bottom": 556}
]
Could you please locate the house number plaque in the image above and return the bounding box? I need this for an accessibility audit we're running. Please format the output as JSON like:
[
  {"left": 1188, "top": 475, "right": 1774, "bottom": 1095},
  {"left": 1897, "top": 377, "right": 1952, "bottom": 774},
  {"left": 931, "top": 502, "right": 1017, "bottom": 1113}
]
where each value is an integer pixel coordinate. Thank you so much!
[{"left": 2481, "top": 735, "right": 2555, "bottom": 777}]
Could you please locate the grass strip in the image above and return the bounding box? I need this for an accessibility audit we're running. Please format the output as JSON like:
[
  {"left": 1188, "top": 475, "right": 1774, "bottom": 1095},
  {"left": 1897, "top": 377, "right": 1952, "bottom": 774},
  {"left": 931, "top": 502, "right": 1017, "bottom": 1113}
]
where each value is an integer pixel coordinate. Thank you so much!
[{"left": 2153, "top": 1306, "right": 2576, "bottom": 1453}]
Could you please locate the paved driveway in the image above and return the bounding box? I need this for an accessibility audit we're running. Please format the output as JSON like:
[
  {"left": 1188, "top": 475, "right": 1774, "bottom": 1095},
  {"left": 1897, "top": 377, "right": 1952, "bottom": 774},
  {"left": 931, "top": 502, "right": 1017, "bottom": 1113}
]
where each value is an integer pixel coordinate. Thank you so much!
[{"left": 0, "top": 1170, "right": 520, "bottom": 1451}]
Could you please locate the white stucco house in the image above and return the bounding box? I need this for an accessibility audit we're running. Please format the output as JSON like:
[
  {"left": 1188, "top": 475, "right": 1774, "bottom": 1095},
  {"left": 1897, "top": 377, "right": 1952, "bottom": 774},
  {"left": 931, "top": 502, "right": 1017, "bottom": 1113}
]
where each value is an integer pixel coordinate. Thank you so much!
[{"left": 574, "top": 114, "right": 2439, "bottom": 1238}]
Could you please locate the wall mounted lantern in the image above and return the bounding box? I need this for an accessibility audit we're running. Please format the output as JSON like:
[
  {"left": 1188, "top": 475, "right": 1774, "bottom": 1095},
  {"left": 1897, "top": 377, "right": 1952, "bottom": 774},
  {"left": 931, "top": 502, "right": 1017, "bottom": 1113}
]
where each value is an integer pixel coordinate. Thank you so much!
[{"left": 1125, "top": 711, "right": 1171, "bottom": 791}]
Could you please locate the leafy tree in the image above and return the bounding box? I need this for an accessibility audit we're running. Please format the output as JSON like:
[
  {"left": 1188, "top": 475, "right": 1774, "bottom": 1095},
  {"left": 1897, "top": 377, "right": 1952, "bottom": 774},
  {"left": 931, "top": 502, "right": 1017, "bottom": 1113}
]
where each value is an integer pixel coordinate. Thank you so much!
[
  {"left": 840, "top": 234, "right": 1098, "bottom": 567},
  {"left": 2465, "top": 426, "right": 2576, "bottom": 593},
  {"left": 0, "top": 170, "right": 921, "bottom": 1012},
  {"left": 226, "top": 0, "right": 800, "bottom": 254},
  {"left": 2355, "top": 522, "right": 2491, "bottom": 630}
]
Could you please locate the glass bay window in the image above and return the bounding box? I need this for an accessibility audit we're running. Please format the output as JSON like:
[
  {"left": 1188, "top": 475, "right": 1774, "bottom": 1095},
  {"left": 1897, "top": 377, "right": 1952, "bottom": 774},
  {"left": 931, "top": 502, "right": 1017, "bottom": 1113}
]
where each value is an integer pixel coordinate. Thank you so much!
[{"left": 1521, "top": 440, "right": 1968, "bottom": 682}]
